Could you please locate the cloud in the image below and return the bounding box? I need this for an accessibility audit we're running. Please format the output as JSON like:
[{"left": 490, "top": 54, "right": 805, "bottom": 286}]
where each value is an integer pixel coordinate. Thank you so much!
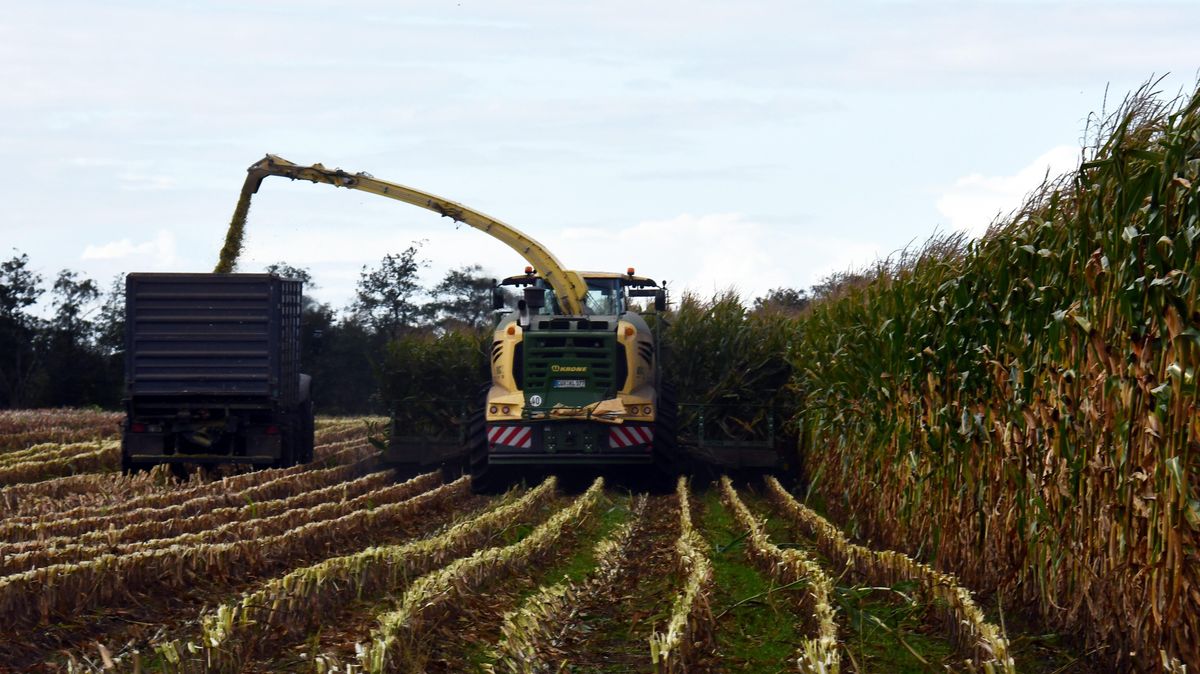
[
  {"left": 232, "top": 207, "right": 883, "bottom": 309},
  {"left": 81, "top": 230, "right": 177, "bottom": 265},
  {"left": 936, "top": 145, "right": 1080, "bottom": 236},
  {"left": 544, "top": 212, "right": 884, "bottom": 301},
  {"left": 117, "top": 173, "right": 176, "bottom": 191}
]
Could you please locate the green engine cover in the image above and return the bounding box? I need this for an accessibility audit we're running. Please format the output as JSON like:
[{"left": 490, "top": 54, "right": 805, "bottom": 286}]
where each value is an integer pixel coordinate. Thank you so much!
[{"left": 522, "top": 329, "right": 620, "bottom": 411}]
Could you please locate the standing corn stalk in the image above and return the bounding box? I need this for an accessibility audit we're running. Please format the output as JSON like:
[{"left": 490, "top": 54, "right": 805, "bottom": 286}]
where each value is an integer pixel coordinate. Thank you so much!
[{"left": 793, "top": 81, "right": 1200, "bottom": 669}]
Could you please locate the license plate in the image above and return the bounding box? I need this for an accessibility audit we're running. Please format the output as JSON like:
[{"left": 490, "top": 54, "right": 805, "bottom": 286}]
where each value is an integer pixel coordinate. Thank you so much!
[{"left": 552, "top": 379, "right": 586, "bottom": 389}]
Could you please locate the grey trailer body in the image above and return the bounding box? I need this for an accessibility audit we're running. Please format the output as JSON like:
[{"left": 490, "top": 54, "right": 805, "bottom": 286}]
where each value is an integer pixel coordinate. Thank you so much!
[{"left": 122, "top": 273, "right": 313, "bottom": 471}]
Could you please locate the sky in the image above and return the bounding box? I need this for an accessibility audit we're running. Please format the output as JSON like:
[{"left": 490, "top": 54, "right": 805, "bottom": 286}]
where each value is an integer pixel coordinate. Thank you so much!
[{"left": 2, "top": 1, "right": 1198, "bottom": 314}]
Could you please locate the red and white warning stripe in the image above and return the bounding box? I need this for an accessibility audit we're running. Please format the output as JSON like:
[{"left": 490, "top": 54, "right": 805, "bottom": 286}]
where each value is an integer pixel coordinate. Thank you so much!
[
  {"left": 608, "top": 425, "right": 654, "bottom": 448},
  {"left": 487, "top": 425, "right": 532, "bottom": 449}
]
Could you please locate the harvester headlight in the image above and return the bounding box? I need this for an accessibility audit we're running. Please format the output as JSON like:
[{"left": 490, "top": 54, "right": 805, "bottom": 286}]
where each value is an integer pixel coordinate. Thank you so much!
[
  {"left": 643, "top": 406, "right": 652, "bottom": 415},
  {"left": 490, "top": 406, "right": 498, "bottom": 414},
  {"left": 501, "top": 406, "right": 511, "bottom": 414}
]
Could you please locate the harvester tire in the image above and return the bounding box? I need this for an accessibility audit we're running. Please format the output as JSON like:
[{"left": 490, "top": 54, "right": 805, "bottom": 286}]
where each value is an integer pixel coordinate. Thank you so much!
[
  {"left": 653, "top": 380, "right": 683, "bottom": 483},
  {"left": 467, "top": 385, "right": 496, "bottom": 493}
]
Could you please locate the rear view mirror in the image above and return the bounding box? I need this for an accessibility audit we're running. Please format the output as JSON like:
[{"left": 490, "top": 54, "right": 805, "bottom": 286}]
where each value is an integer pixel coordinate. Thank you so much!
[
  {"left": 654, "top": 289, "right": 667, "bottom": 312},
  {"left": 492, "top": 286, "right": 506, "bottom": 311}
]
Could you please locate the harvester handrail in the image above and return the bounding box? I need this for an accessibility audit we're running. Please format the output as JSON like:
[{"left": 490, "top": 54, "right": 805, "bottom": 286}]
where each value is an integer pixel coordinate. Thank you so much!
[{"left": 242, "top": 154, "right": 590, "bottom": 315}]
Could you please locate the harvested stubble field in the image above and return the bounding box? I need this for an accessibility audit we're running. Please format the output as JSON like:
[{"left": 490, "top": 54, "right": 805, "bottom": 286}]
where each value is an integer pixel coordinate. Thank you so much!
[{"left": 0, "top": 410, "right": 1099, "bottom": 673}]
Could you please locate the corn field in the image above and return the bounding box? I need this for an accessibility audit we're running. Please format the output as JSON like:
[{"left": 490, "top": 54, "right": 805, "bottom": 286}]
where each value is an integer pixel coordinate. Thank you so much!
[{"left": 793, "top": 82, "right": 1200, "bottom": 670}]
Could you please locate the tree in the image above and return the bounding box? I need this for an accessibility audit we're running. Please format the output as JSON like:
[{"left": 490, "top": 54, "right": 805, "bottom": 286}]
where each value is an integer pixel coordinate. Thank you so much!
[
  {"left": 50, "top": 269, "right": 100, "bottom": 344},
  {"left": 425, "top": 264, "right": 495, "bottom": 331},
  {"left": 352, "top": 245, "right": 427, "bottom": 338},
  {"left": 0, "top": 251, "right": 41, "bottom": 321},
  {"left": 0, "top": 251, "right": 44, "bottom": 407},
  {"left": 808, "top": 271, "right": 871, "bottom": 303},
  {"left": 94, "top": 276, "right": 126, "bottom": 357},
  {"left": 264, "top": 261, "right": 314, "bottom": 286},
  {"left": 41, "top": 269, "right": 107, "bottom": 407},
  {"left": 307, "top": 312, "right": 387, "bottom": 414},
  {"left": 753, "top": 287, "right": 810, "bottom": 315}
]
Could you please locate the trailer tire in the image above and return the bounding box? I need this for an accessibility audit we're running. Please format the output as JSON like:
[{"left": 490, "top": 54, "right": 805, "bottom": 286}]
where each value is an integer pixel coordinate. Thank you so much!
[
  {"left": 298, "top": 400, "right": 315, "bottom": 464},
  {"left": 169, "top": 462, "right": 191, "bottom": 482},
  {"left": 121, "top": 453, "right": 149, "bottom": 475},
  {"left": 273, "top": 414, "right": 299, "bottom": 469}
]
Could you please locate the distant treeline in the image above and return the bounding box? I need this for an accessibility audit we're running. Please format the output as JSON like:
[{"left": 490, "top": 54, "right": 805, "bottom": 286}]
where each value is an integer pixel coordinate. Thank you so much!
[
  {"left": 0, "top": 241, "right": 810, "bottom": 416},
  {"left": 0, "top": 244, "right": 507, "bottom": 414}
]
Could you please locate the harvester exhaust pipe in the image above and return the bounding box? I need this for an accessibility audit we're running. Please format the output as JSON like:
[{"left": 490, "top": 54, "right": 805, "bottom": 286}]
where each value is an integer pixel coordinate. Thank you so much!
[
  {"left": 524, "top": 287, "right": 546, "bottom": 311},
  {"left": 517, "top": 287, "right": 545, "bottom": 329}
]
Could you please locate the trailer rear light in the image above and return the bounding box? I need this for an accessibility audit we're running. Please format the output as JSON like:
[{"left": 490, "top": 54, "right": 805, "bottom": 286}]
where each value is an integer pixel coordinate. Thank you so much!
[
  {"left": 643, "top": 406, "right": 652, "bottom": 415},
  {"left": 266, "top": 425, "right": 280, "bottom": 435},
  {"left": 501, "top": 406, "right": 511, "bottom": 414},
  {"left": 490, "top": 406, "right": 498, "bottom": 414},
  {"left": 130, "top": 422, "right": 147, "bottom": 433}
]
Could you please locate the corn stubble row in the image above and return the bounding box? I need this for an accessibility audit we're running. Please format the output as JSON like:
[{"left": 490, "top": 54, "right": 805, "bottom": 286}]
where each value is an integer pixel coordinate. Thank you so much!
[
  {"left": 356, "top": 478, "right": 606, "bottom": 673},
  {"left": 0, "top": 441, "right": 120, "bottom": 487},
  {"left": 489, "top": 494, "right": 648, "bottom": 674},
  {"left": 0, "top": 440, "right": 377, "bottom": 541},
  {"left": 0, "top": 408, "right": 122, "bottom": 451},
  {"left": 0, "top": 463, "right": 173, "bottom": 516},
  {"left": 147, "top": 478, "right": 558, "bottom": 673},
  {"left": 0, "top": 439, "right": 116, "bottom": 467},
  {"left": 0, "top": 414, "right": 357, "bottom": 488},
  {"left": 0, "top": 475, "right": 466, "bottom": 631},
  {"left": 0, "top": 428, "right": 370, "bottom": 520},
  {"left": 718, "top": 477, "right": 839, "bottom": 674},
  {"left": 0, "top": 470, "right": 428, "bottom": 576},
  {"left": 648, "top": 477, "right": 714, "bottom": 674},
  {"left": 0, "top": 467, "right": 394, "bottom": 559},
  {"left": 764, "top": 477, "right": 1013, "bottom": 672}
]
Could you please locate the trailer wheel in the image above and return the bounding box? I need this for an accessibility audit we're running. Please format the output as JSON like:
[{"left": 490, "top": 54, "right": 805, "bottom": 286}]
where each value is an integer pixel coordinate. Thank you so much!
[
  {"left": 120, "top": 454, "right": 148, "bottom": 475},
  {"left": 169, "top": 462, "right": 191, "bottom": 482},
  {"left": 273, "top": 415, "right": 298, "bottom": 469},
  {"left": 299, "top": 400, "right": 315, "bottom": 464}
]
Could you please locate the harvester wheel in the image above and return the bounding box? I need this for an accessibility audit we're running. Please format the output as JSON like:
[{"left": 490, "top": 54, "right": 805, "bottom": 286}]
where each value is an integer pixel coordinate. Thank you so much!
[
  {"left": 467, "top": 385, "right": 496, "bottom": 493},
  {"left": 653, "top": 380, "right": 683, "bottom": 483}
]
